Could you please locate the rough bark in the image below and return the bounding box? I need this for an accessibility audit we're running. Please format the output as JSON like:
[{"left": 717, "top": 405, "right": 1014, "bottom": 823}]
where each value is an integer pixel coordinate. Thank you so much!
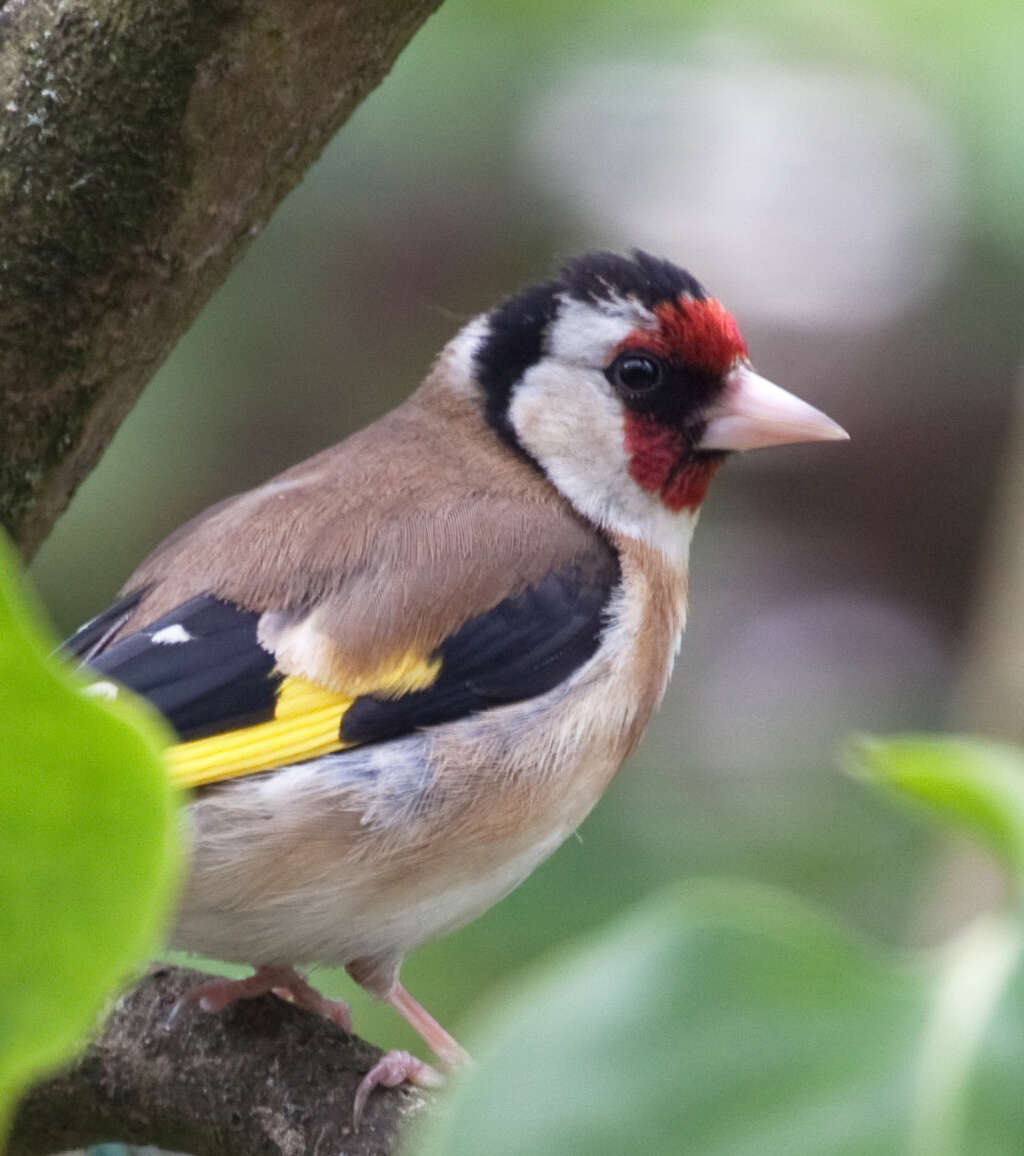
[
  {"left": 0, "top": 0, "right": 443, "bottom": 559},
  {"left": 6, "top": 965, "right": 430, "bottom": 1156}
]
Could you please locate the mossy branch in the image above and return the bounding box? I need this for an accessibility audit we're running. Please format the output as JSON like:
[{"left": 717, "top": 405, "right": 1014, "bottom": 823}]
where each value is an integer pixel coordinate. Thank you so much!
[
  {"left": 6, "top": 965, "right": 429, "bottom": 1156},
  {"left": 0, "top": 0, "right": 442, "bottom": 558}
]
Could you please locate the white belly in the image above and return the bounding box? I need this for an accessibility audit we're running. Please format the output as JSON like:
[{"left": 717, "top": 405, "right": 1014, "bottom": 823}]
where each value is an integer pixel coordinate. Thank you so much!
[{"left": 170, "top": 781, "right": 571, "bottom": 968}]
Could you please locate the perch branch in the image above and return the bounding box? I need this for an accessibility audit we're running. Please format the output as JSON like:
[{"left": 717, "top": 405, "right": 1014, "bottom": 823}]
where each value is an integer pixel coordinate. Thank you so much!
[{"left": 6, "top": 964, "right": 430, "bottom": 1156}]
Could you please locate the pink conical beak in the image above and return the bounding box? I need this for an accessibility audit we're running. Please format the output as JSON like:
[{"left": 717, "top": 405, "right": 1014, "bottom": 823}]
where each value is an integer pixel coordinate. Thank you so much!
[{"left": 699, "top": 365, "right": 848, "bottom": 452}]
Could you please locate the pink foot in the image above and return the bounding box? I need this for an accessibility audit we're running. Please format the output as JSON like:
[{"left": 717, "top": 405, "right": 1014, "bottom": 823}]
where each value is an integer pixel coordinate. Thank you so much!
[
  {"left": 171, "top": 965, "right": 352, "bottom": 1033},
  {"left": 388, "top": 982, "right": 471, "bottom": 1069},
  {"left": 353, "top": 1050, "right": 445, "bottom": 1127}
]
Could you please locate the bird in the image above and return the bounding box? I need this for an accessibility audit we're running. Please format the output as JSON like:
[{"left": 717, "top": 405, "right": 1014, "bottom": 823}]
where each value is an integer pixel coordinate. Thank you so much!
[{"left": 66, "top": 250, "right": 847, "bottom": 1122}]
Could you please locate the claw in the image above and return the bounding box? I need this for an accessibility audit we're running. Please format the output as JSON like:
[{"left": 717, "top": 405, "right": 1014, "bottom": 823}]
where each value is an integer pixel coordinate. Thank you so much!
[
  {"left": 169, "top": 965, "right": 352, "bottom": 1033},
  {"left": 169, "top": 964, "right": 462, "bottom": 1129},
  {"left": 352, "top": 1050, "right": 445, "bottom": 1128}
]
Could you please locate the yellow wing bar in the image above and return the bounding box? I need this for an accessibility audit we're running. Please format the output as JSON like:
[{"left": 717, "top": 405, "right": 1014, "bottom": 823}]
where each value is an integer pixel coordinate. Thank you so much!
[
  {"left": 166, "top": 678, "right": 353, "bottom": 789},
  {"left": 166, "top": 653, "right": 441, "bottom": 791}
]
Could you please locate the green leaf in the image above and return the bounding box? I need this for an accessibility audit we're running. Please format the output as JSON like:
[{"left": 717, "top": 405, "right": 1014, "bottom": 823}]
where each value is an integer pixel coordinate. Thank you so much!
[
  {"left": 0, "top": 535, "right": 181, "bottom": 1134},
  {"left": 411, "top": 881, "right": 926, "bottom": 1156},
  {"left": 961, "top": 924, "right": 1024, "bottom": 1156},
  {"left": 913, "top": 914, "right": 1022, "bottom": 1156},
  {"left": 848, "top": 735, "right": 1024, "bottom": 886}
]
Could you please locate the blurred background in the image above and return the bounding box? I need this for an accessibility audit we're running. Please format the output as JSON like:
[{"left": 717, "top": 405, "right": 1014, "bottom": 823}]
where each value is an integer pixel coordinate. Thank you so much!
[{"left": 29, "top": 0, "right": 1024, "bottom": 1058}]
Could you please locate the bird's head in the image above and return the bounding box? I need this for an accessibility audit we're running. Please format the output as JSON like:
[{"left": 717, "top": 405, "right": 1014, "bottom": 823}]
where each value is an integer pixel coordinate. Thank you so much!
[{"left": 459, "top": 250, "right": 847, "bottom": 546}]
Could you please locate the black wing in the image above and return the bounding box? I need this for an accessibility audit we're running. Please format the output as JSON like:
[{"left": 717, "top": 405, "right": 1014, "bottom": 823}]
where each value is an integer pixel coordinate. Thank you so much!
[{"left": 68, "top": 557, "right": 620, "bottom": 784}]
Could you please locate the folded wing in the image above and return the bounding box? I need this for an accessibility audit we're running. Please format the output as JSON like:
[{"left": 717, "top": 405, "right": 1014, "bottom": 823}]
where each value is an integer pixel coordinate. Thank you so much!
[
  {"left": 68, "top": 384, "right": 621, "bottom": 791},
  {"left": 76, "top": 558, "right": 618, "bottom": 791}
]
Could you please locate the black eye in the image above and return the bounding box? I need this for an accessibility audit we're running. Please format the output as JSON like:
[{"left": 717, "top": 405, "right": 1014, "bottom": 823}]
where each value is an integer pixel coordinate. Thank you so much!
[{"left": 608, "top": 353, "right": 663, "bottom": 396}]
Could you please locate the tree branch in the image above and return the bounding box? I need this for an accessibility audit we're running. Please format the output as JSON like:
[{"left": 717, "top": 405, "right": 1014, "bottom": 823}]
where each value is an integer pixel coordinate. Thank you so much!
[
  {"left": 0, "top": 0, "right": 442, "bottom": 559},
  {"left": 6, "top": 965, "right": 430, "bottom": 1156}
]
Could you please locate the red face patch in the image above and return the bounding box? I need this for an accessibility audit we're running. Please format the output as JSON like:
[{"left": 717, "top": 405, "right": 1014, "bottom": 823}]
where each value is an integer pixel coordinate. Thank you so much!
[
  {"left": 617, "top": 295, "right": 741, "bottom": 512},
  {"left": 616, "top": 296, "right": 747, "bottom": 376},
  {"left": 624, "top": 413, "right": 722, "bottom": 512}
]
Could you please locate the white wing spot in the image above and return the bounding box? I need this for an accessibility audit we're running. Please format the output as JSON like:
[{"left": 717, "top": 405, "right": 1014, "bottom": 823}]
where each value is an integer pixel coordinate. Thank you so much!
[
  {"left": 151, "top": 624, "right": 193, "bottom": 645},
  {"left": 84, "top": 680, "right": 119, "bottom": 700}
]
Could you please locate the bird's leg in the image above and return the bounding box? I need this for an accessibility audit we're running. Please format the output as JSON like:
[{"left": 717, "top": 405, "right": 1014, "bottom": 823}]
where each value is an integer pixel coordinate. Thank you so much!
[
  {"left": 347, "top": 957, "right": 471, "bottom": 1126},
  {"left": 172, "top": 964, "right": 353, "bottom": 1033},
  {"left": 387, "top": 982, "right": 472, "bottom": 1068}
]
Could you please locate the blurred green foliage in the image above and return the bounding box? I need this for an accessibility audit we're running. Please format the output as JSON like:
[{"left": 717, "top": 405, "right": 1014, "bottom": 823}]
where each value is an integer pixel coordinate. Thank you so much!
[
  {"left": 852, "top": 736, "right": 1024, "bottom": 891},
  {"left": 411, "top": 736, "right": 1024, "bottom": 1156},
  {"left": 0, "top": 538, "right": 181, "bottom": 1138}
]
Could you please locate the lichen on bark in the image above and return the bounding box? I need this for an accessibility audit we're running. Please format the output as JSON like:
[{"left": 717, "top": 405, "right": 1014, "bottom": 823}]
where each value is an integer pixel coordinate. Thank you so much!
[
  {"left": 0, "top": 0, "right": 211, "bottom": 539},
  {"left": 0, "top": 0, "right": 442, "bottom": 558}
]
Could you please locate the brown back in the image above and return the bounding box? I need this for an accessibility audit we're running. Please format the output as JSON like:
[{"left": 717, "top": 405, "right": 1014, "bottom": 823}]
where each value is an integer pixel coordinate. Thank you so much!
[{"left": 119, "top": 365, "right": 613, "bottom": 680}]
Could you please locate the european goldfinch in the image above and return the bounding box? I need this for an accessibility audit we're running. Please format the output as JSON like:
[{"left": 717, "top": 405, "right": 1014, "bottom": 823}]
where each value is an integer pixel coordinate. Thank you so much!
[{"left": 67, "top": 251, "right": 847, "bottom": 1119}]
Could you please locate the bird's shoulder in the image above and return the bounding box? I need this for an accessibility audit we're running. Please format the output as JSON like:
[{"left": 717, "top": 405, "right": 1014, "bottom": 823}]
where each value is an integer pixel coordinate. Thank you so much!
[{"left": 118, "top": 378, "right": 605, "bottom": 646}]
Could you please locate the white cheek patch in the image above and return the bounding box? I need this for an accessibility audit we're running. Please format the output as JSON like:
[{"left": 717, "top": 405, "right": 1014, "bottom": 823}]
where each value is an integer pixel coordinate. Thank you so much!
[
  {"left": 546, "top": 295, "right": 655, "bottom": 366},
  {"left": 510, "top": 362, "right": 629, "bottom": 488},
  {"left": 509, "top": 360, "right": 698, "bottom": 560},
  {"left": 151, "top": 624, "right": 193, "bottom": 645}
]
